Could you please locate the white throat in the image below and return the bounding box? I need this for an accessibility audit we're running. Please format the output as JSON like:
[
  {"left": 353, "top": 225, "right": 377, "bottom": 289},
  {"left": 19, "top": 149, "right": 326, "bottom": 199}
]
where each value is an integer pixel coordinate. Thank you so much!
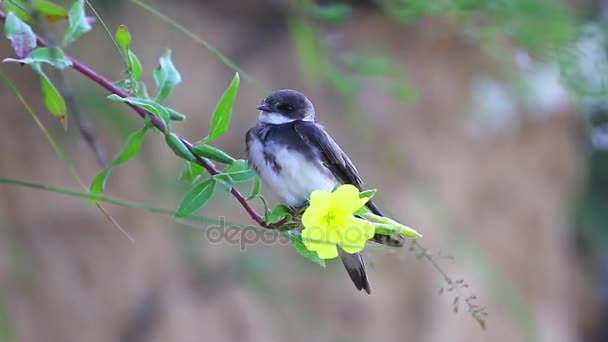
[{"left": 258, "top": 111, "right": 314, "bottom": 125}]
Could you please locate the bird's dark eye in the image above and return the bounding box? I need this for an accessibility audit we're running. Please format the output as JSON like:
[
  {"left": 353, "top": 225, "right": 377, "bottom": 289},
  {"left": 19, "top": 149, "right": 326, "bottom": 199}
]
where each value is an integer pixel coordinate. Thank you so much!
[{"left": 277, "top": 103, "right": 293, "bottom": 112}]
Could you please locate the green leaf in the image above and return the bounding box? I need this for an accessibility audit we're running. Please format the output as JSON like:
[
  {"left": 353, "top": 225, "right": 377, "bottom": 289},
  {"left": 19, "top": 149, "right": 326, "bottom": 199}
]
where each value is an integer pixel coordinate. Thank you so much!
[
  {"left": 165, "top": 132, "right": 195, "bottom": 161},
  {"left": 353, "top": 189, "right": 376, "bottom": 215},
  {"left": 166, "top": 107, "right": 186, "bottom": 121},
  {"left": 279, "top": 221, "right": 301, "bottom": 232},
  {"left": 204, "top": 73, "right": 239, "bottom": 142},
  {"left": 114, "top": 25, "right": 143, "bottom": 81},
  {"left": 361, "top": 212, "right": 422, "bottom": 238},
  {"left": 247, "top": 175, "right": 261, "bottom": 200},
  {"left": 192, "top": 144, "right": 236, "bottom": 164},
  {"left": 4, "top": 47, "right": 72, "bottom": 69},
  {"left": 128, "top": 50, "right": 142, "bottom": 81},
  {"left": 313, "top": 3, "right": 352, "bottom": 24},
  {"left": 212, "top": 174, "right": 233, "bottom": 191},
  {"left": 175, "top": 179, "right": 216, "bottom": 217},
  {"left": 89, "top": 127, "right": 147, "bottom": 203},
  {"left": 265, "top": 204, "right": 292, "bottom": 224},
  {"left": 32, "top": 0, "right": 68, "bottom": 22},
  {"left": 179, "top": 161, "right": 205, "bottom": 184},
  {"left": 359, "top": 189, "right": 377, "bottom": 199},
  {"left": 107, "top": 95, "right": 170, "bottom": 125},
  {"left": 221, "top": 159, "right": 254, "bottom": 182},
  {"left": 63, "top": 0, "right": 92, "bottom": 46},
  {"left": 114, "top": 25, "right": 131, "bottom": 54},
  {"left": 3, "top": 0, "right": 68, "bottom": 24},
  {"left": 30, "top": 64, "right": 67, "bottom": 128},
  {"left": 290, "top": 234, "right": 326, "bottom": 267},
  {"left": 4, "top": 11, "right": 36, "bottom": 58},
  {"left": 153, "top": 50, "right": 181, "bottom": 102}
]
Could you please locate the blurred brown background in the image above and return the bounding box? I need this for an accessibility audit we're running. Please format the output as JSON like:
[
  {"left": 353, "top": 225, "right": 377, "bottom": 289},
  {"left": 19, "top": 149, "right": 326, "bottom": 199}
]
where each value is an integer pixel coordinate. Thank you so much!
[{"left": 0, "top": 0, "right": 606, "bottom": 341}]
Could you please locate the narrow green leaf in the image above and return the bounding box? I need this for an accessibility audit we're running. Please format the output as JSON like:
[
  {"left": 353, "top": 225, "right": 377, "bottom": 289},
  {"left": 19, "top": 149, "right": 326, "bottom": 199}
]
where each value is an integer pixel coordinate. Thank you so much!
[
  {"left": 153, "top": 50, "right": 181, "bottom": 102},
  {"left": 32, "top": 0, "right": 68, "bottom": 22},
  {"left": 175, "top": 179, "right": 216, "bottom": 217},
  {"left": 30, "top": 64, "right": 67, "bottom": 128},
  {"left": 63, "top": 0, "right": 92, "bottom": 46},
  {"left": 359, "top": 189, "right": 376, "bottom": 199},
  {"left": 89, "top": 127, "right": 147, "bottom": 203},
  {"left": 107, "top": 95, "right": 170, "bottom": 125},
  {"left": 247, "top": 175, "right": 261, "bottom": 200},
  {"left": 265, "top": 204, "right": 292, "bottom": 224},
  {"left": 4, "top": 47, "right": 72, "bottom": 69},
  {"left": 166, "top": 107, "right": 186, "bottom": 121},
  {"left": 128, "top": 50, "right": 142, "bottom": 81},
  {"left": 113, "top": 129, "right": 147, "bottom": 165},
  {"left": 165, "top": 133, "right": 195, "bottom": 161},
  {"left": 4, "top": 11, "right": 36, "bottom": 58},
  {"left": 192, "top": 144, "right": 236, "bottom": 164},
  {"left": 2, "top": 1, "right": 30, "bottom": 23},
  {"left": 290, "top": 234, "right": 326, "bottom": 267},
  {"left": 3, "top": 0, "right": 68, "bottom": 24},
  {"left": 114, "top": 25, "right": 131, "bottom": 53},
  {"left": 204, "top": 73, "right": 239, "bottom": 142},
  {"left": 89, "top": 168, "right": 110, "bottom": 202},
  {"left": 179, "top": 161, "right": 205, "bottom": 183},
  {"left": 115, "top": 25, "right": 143, "bottom": 82},
  {"left": 362, "top": 212, "right": 422, "bottom": 238},
  {"left": 221, "top": 159, "right": 254, "bottom": 182}
]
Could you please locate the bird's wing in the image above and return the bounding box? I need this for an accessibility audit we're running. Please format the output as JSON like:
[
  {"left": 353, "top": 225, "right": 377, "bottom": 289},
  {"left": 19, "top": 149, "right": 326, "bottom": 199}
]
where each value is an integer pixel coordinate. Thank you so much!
[
  {"left": 293, "top": 120, "right": 363, "bottom": 188},
  {"left": 294, "top": 121, "right": 404, "bottom": 248}
]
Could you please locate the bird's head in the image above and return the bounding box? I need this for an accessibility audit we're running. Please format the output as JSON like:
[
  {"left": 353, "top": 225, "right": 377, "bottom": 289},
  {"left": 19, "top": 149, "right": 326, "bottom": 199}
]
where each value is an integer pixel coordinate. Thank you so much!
[{"left": 257, "top": 89, "right": 315, "bottom": 124}]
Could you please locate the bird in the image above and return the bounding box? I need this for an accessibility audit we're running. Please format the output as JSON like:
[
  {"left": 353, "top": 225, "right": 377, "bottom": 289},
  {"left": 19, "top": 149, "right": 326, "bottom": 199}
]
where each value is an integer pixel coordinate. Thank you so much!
[{"left": 246, "top": 89, "right": 403, "bottom": 294}]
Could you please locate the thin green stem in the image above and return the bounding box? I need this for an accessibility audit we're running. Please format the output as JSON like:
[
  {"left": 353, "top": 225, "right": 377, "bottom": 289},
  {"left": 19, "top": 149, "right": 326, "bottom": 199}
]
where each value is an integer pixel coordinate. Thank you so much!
[
  {"left": 127, "top": 0, "right": 268, "bottom": 93},
  {"left": 0, "top": 68, "right": 134, "bottom": 242},
  {"left": 85, "top": 0, "right": 129, "bottom": 69},
  {"left": 0, "top": 177, "right": 230, "bottom": 226}
]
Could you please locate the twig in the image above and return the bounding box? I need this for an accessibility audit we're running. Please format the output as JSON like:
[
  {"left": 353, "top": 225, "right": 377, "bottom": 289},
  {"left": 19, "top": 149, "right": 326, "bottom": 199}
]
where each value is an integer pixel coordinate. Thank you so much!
[
  {"left": 409, "top": 240, "right": 487, "bottom": 329},
  {"left": 0, "top": 9, "right": 268, "bottom": 228},
  {"left": 27, "top": 2, "right": 107, "bottom": 167}
]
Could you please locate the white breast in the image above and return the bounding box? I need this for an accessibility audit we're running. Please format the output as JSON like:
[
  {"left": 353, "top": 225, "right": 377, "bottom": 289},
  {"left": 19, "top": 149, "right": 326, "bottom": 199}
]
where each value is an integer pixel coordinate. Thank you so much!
[{"left": 248, "top": 135, "right": 337, "bottom": 207}]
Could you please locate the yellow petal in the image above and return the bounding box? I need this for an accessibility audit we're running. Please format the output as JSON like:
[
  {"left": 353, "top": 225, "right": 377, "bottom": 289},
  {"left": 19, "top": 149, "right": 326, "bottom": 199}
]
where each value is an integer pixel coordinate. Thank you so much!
[
  {"left": 337, "top": 217, "right": 375, "bottom": 253},
  {"left": 314, "top": 243, "right": 339, "bottom": 259},
  {"left": 330, "top": 184, "right": 369, "bottom": 215},
  {"left": 302, "top": 227, "right": 339, "bottom": 259},
  {"left": 340, "top": 241, "right": 366, "bottom": 254},
  {"left": 302, "top": 190, "right": 332, "bottom": 228},
  {"left": 310, "top": 189, "right": 332, "bottom": 207}
]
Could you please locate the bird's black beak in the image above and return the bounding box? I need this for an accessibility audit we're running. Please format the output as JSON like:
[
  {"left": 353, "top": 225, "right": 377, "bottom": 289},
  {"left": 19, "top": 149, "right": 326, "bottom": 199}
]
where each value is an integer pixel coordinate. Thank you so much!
[{"left": 257, "top": 104, "right": 272, "bottom": 112}]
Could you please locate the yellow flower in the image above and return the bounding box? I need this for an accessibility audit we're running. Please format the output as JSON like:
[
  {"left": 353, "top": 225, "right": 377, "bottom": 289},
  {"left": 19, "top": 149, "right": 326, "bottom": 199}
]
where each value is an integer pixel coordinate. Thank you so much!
[{"left": 301, "top": 184, "right": 376, "bottom": 259}]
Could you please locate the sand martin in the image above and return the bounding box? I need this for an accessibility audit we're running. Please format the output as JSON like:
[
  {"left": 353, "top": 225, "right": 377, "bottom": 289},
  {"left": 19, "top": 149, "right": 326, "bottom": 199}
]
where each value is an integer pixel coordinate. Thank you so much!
[{"left": 246, "top": 89, "right": 403, "bottom": 294}]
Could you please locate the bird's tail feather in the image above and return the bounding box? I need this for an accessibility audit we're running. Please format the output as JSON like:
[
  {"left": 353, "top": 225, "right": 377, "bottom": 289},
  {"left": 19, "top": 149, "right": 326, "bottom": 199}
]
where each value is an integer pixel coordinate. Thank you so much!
[{"left": 338, "top": 248, "right": 371, "bottom": 294}]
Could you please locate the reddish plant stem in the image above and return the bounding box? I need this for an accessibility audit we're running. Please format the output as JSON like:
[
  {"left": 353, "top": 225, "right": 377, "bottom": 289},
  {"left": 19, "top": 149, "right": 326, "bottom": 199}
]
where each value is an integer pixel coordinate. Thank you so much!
[{"left": 0, "top": 9, "right": 268, "bottom": 228}]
